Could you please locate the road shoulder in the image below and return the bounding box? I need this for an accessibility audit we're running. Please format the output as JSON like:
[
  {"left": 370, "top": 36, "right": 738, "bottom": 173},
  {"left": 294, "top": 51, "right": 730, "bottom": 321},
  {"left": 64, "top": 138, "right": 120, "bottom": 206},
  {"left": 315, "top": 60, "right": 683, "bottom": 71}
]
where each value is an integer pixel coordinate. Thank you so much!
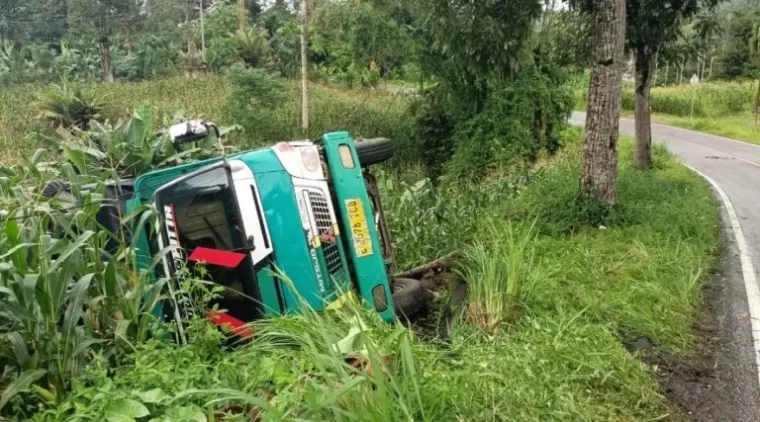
[{"left": 653, "top": 183, "right": 760, "bottom": 422}]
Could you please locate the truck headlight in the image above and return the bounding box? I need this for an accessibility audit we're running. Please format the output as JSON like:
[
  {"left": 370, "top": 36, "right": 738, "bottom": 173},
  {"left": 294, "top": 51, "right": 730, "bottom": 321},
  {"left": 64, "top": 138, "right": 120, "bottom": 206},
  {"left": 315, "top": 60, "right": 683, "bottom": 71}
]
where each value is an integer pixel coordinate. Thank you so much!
[{"left": 299, "top": 146, "right": 321, "bottom": 172}]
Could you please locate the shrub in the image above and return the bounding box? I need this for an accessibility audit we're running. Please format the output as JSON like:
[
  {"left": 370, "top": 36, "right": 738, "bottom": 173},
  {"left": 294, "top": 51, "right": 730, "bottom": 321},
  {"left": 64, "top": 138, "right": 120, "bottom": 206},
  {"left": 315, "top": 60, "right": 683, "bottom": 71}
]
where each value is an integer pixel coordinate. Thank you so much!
[
  {"left": 445, "top": 71, "right": 573, "bottom": 179},
  {"left": 35, "top": 83, "right": 104, "bottom": 131},
  {"left": 415, "top": 90, "right": 456, "bottom": 181},
  {"left": 224, "top": 65, "right": 292, "bottom": 144},
  {"left": 378, "top": 167, "right": 530, "bottom": 269}
]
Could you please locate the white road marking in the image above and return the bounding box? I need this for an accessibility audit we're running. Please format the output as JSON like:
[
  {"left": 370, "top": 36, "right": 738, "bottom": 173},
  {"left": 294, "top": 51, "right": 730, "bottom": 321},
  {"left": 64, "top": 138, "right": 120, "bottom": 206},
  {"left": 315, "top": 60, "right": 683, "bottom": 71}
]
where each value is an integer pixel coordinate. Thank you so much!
[
  {"left": 685, "top": 165, "right": 760, "bottom": 390},
  {"left": 569, "top": 114, "right": 760, "bottom": 388}
]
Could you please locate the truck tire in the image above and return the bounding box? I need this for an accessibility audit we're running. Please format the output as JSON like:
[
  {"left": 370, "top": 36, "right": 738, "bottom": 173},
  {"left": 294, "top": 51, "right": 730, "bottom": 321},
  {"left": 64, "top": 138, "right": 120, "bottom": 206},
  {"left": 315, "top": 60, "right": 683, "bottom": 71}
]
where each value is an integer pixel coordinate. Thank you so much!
[
  {"left": 355, "top": 138, "right": 394, "bottom": 166},
  {"left": 392, "top": 277, "right": 426, "bottom": 318},
  {"left": 41, "top": 179, "right": 69, "bottom": 198}
]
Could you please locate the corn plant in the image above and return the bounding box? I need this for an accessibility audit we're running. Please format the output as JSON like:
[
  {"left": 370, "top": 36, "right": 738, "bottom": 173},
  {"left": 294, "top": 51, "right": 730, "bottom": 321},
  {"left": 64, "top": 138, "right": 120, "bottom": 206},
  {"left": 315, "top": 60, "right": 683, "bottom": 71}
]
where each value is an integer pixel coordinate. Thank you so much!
[
  {"left": 621, "top": 80, "right": 756, "bottom": 117},
  {"left": 0, "top": 163, "right": 169, "bottom": 415}
]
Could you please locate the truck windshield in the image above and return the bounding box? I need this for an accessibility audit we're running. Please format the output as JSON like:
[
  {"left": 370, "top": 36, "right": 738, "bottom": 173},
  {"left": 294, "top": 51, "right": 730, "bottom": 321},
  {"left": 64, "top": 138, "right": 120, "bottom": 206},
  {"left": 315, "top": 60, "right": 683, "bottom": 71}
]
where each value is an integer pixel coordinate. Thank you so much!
[{"left": 156, "top": 165, "right": 262, "bottom": 322}]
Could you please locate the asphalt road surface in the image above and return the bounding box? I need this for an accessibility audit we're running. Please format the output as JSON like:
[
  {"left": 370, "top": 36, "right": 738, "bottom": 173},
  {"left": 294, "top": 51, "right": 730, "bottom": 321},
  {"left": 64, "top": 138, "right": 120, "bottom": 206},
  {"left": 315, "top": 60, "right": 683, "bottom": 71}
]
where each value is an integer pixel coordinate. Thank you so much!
[{"left": 571, "top": 111, "right": 760, "bottom": 422}]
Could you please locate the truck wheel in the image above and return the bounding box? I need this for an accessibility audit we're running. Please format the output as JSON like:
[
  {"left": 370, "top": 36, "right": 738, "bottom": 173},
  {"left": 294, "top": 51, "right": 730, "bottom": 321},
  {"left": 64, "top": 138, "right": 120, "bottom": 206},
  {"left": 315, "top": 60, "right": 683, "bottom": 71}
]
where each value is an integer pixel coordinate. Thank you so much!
[
  {"left": 392, "top": 277, "right": 426, "bottom": 318},
  {"left": 355, "top": 138, "right": 394, "bottom": 166}
]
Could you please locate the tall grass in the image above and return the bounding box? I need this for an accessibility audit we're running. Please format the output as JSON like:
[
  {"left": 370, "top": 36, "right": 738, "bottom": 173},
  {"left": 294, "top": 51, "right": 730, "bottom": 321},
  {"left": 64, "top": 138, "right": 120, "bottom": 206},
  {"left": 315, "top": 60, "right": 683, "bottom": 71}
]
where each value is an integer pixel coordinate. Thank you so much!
[
  {"left": 573, "top": 76, "right": 756, "bottom": 118},
  {"left": 621, "top": 81, "right": 755, "bottom": 117},
  {"left": 458, "top": 219, "right": 542, "bottom": 334}
]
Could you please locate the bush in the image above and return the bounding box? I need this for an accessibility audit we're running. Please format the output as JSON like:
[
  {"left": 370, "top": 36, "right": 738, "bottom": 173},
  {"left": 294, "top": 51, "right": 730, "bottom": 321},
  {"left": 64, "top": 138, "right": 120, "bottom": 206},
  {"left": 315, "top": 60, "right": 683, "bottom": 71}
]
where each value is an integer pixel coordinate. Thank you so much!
[
  {"left": 34, "top": 83, "right": 104, "bottom": 131},
  {"left": 444, "top": 70, "right": 573, "bottom": 180},
  {"left": 224, "top": 65, "right": 293, "bottom": 144},
  {"left": 458, "top": 219, "right": 543, "bottom": 334}
]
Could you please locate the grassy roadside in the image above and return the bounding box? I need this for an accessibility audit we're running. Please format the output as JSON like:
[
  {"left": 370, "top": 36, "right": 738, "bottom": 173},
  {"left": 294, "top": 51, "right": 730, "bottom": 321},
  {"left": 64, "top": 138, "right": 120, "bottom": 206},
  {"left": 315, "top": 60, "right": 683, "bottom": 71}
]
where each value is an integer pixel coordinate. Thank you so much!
[
  {"left": 576, "top": 103, "right": 760, "bottom": 145},
  {"left": 647, "top": 113, "right": 760, "bottom": 145},
  {"left": 572, "top": 77, "right": 760, "bottom": 145},
  {"left": 25, "top": 131, "right": 720, "bottom": 421}
]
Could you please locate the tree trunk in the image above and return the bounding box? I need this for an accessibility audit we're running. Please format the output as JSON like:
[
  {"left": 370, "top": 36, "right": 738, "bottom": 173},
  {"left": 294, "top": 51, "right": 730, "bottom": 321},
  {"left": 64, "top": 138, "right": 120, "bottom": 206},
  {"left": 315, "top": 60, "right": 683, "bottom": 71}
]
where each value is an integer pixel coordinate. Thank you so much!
[
  {"left": 653, "top": 60, "right": 658, "bottom": 86},
  {"left": 665, "top": 62, "right": 669, "bottom": 85},
  {"left": 579, "top": 0, "right": 626, "bottom": 207},
  {"left": 709, "top": 56, "right": 716, "bottom": 79},
  {"left": 99, "top": 37, "right": 114, "bottom": 83},
  {"left": 634, "top": 49, "right": 655, "bottom": 169}
]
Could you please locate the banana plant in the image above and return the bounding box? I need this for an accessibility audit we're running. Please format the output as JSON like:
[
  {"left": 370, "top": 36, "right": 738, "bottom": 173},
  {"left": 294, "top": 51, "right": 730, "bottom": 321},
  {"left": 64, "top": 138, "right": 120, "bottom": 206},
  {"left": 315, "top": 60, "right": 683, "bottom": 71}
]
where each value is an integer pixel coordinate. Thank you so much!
[{"left": 35, "top": 103, "right": 239, "bottom": 179}]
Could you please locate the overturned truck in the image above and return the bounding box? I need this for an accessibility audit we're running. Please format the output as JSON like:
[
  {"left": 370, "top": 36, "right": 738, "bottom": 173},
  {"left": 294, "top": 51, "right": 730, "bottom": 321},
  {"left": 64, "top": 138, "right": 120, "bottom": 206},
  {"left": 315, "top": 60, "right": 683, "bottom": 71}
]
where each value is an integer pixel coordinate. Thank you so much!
[{"left": 44, "top": 122, "right": 427, "bottom": 337}]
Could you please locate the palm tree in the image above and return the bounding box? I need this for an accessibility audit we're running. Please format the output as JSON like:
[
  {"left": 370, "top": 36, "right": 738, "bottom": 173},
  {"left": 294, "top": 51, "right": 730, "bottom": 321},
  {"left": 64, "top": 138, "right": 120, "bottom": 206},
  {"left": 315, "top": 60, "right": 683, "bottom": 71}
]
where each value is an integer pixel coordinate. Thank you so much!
[{"left": 231, "top": 28, "right": 272, "bottom": 68}]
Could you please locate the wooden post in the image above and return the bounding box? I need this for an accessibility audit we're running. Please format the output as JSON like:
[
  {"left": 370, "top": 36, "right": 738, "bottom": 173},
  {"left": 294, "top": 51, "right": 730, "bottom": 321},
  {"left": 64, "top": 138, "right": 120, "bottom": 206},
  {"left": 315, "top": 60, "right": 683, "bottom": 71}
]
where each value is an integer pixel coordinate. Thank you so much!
[
  {"left": 200, "top": 0, "right": 205, "bottom": 51},
  {"left": 238, "top": 0, "right": 246, "bottom": 32},
  {"left": 754, "top": 78, "right": 760, "bottom": 126},
  {"left": 300, "top": 0, "right": 309, "bottom": 135}
]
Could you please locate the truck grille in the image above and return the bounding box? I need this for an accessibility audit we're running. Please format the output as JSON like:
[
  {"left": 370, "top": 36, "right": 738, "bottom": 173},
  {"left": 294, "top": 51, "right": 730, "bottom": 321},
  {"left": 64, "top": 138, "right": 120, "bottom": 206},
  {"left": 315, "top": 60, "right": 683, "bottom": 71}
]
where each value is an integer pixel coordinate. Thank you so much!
[{"left": 308, "top": 191, "right": 343, "bottom": 276}]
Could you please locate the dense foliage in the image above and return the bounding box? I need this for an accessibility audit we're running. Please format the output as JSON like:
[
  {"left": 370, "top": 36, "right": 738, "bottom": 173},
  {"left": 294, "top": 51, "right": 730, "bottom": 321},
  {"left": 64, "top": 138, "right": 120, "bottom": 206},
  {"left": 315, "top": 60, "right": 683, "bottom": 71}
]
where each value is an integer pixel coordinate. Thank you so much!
[
  {"left": 0, "top": 1, "right": 727, "bottom": 421},
  {"left": 0, "top": 0, "right": 415, "bottom": 88},
  {"left": 0, "top": 122, "right": 720, "bottom": 420}
]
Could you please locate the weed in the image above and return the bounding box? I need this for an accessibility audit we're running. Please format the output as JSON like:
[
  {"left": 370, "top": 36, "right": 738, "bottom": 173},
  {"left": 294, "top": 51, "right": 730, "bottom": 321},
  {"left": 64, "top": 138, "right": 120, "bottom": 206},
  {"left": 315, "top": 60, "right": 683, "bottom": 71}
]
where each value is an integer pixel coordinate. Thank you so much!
[{"left": 457, "top": 219, "right": 543, "bottom": 334}]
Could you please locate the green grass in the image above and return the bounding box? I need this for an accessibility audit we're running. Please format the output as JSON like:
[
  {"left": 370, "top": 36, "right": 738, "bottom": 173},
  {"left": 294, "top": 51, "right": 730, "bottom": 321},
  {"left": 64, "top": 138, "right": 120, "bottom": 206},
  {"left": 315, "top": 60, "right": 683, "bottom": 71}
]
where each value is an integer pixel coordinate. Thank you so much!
[
  {"left": 20, "top": 131, "right": 719, "bottom": 422},
  {"left": 650, "top": 113, "right": 760, "bottom": 145}
]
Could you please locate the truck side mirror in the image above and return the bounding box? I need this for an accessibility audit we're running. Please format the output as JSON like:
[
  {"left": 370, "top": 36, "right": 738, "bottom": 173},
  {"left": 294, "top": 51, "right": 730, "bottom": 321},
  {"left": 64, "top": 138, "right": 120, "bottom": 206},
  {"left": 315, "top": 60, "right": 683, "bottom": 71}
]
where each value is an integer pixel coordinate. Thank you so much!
[{"left": 168, "top": 120, "right": 220, "bottom": 151}]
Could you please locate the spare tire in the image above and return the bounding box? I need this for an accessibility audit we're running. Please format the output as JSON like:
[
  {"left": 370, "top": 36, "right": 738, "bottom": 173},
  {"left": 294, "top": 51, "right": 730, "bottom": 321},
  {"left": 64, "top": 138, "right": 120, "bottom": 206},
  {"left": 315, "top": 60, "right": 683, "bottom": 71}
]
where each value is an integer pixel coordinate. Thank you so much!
[
  {"left": 392, "top": 277, "right": 426, "bottom": 318},
  {"left": 355, "top": 138, "right": 394, "bottom": 167}
]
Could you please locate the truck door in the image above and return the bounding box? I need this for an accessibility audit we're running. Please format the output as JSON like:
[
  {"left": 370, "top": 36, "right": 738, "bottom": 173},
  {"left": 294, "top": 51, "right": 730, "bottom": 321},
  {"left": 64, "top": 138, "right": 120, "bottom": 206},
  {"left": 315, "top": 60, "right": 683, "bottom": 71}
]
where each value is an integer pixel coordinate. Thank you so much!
[{"left": 154, "top": 162, "right": 263, "bottom": 326}]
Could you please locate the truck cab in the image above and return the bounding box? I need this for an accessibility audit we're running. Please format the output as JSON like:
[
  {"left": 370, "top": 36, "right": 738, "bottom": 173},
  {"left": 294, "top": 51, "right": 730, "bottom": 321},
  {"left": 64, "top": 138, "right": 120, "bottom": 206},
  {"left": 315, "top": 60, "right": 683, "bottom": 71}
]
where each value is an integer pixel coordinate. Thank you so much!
[{"left": 115, "top": 129, "right": 423, "bottom": 332}]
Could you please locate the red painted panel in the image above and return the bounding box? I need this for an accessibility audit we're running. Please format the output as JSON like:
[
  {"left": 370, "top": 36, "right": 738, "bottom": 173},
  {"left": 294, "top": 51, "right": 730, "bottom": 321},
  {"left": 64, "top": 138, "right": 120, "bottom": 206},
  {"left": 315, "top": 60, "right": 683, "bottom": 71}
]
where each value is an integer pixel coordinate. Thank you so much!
[
  {"left": 207, "top": 311, "right": 254, "bottom": 339},
  {"left": 188, "top": 247, "right": 246, "bottom": 268}
]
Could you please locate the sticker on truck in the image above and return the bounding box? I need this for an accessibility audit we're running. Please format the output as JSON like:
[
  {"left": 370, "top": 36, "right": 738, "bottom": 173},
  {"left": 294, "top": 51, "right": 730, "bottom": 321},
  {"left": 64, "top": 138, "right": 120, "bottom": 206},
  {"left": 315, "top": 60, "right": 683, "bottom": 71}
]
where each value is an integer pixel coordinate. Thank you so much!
[{"left": 345, "top": 198, "right": 373, "bottom": 257}]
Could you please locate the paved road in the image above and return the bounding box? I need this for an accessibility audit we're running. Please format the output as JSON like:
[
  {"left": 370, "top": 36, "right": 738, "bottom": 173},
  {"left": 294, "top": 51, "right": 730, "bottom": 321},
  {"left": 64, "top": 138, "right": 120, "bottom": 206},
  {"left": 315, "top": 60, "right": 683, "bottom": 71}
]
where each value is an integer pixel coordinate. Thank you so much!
[{"left": 571, "top": 111, "right": 760, "bottom": 422}]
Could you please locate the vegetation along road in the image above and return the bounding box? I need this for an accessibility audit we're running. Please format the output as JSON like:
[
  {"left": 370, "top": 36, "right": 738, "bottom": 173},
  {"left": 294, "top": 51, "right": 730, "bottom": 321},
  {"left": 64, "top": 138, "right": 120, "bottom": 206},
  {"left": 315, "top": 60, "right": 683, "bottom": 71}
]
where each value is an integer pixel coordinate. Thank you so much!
[{"left": 572, "top": 111, "right": 760, "bottom": 421}]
